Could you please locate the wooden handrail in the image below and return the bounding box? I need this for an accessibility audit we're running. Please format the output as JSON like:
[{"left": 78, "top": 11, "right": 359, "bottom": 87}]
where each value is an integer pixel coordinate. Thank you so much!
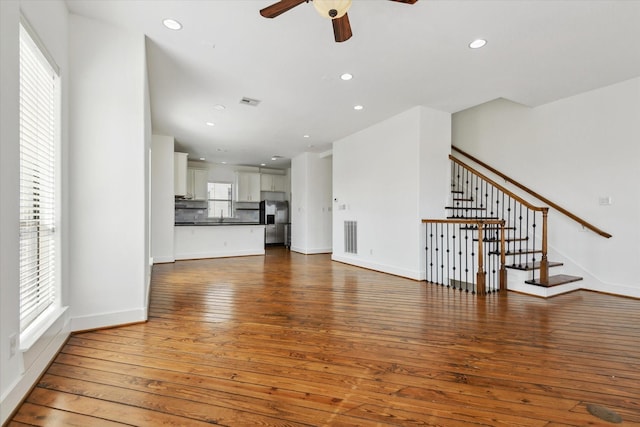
[
  {"left": 450, "top": 156, "right": 546, "bottom": 212},
  {"left": 451, "top": 146, "right": 612, "bottom": 238}
]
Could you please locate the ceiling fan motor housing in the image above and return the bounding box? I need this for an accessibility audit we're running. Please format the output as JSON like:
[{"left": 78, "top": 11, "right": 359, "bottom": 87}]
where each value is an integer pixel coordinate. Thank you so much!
[{"left": 313, "top": 0, "right": 352, "bottom": 19}]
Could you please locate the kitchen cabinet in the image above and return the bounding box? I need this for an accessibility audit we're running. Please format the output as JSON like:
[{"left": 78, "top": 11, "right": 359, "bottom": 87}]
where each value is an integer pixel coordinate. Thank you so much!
[
  {"left": 174, "top": 152, "right": 188, "bottom": 197},
  {"left": 235, "top": 172, "right": 260, "bottom": 202},
  {"left": 187, "top": 168, "right": 208, "bottom": 200},
  {"left": 260, "top": 173, "right": 286, "bottom": 192}
]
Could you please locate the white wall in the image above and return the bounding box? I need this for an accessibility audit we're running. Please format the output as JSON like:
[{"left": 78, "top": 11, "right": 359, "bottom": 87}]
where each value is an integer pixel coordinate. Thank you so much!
[
  {"left": 452, "top": 78, "right": 640, "bottom": 297},
  {"left": 290, "top": 152, "right": 333, "bottom": 254},
  {"left": 1, "top": 1, "right": 71, "bottom": 422},
  {"left": 67, "top": 14, "right": 150, "bottom": 329},
  {"left": 332, "top": 106, "right": 451, "bottom": 279},
  {"left": 151, "top": 135, "right": 175, "bottom": 263}
]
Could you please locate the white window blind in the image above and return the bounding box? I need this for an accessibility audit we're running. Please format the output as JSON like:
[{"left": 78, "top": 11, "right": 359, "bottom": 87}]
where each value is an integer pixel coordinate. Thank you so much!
[{"left": 19, "top": 23, "right": 59, "bottom": 333}]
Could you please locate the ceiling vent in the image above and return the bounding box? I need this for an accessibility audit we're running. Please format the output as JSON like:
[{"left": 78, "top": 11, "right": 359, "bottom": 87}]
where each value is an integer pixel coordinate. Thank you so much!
[{"left": 240, "top": 97, "right": 261, "bottom": 107}]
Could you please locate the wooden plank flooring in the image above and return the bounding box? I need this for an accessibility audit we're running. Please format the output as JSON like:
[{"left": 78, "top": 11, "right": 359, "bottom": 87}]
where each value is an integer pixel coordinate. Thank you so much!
[{"left": 8, "top": 247, "right": 640, "bottom": 426}]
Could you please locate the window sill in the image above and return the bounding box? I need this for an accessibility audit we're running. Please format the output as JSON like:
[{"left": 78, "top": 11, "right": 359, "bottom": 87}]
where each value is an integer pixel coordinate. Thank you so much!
[{"left": 20, "top": 305, "right": 68, "bottom": 352}]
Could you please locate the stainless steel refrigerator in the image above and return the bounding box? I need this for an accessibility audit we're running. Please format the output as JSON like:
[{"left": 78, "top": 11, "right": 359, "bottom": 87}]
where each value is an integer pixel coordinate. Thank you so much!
[{"left": 260, "top": 200, "right": 289, "bottom": 244}]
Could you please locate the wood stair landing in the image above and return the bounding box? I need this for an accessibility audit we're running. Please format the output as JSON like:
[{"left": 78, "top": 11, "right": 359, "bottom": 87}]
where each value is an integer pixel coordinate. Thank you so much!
[{"left": 525, "top": 274, "right": 583, "bottom": 288}]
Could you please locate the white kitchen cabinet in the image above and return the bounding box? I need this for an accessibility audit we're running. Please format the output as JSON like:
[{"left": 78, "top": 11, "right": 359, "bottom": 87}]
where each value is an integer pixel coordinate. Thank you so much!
[
  {"left": 187, "top": 168, "right": 208, "bottom": 200},
  {"left": 260, "top": 173, "right": 286, "bottom": 192},
  {"left": 174, "top": 152, "right": 188, "bottom": 197},
  {"left": 235, "top": 172, "right": 260, "bottom": 202}
]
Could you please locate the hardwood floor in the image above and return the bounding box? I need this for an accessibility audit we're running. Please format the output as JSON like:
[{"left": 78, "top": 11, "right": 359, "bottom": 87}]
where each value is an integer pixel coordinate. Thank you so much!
[{"left": 8, "top": 247, "right": 640, "bottom": 426}]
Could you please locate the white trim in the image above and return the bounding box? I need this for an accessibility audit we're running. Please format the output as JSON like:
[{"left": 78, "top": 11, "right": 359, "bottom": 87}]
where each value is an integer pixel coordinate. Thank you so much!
[
  {"left": 152, "top": 255, "right": 176, "bottom": 264},
  {"left": 174, "top": 248, "right": 265, "bottom": 261},
  {"left": 331, "top": 254, "right": 423, "bottom": 281},
  {"left": 1, "top": 311, "right": 69, "bottom": 425},
  {"left": 19, "top": 306, "right": 67, "bottom": 352},
  {"left": 290, "top": 246, "right": 332, "bottom": 255},
  {"left": 69, "top": 308, "right": 147, "bottom": 333}
]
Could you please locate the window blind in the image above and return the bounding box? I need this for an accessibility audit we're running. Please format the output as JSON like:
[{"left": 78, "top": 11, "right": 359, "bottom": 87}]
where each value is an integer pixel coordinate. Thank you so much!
[{"left": 19, "top": 23, "right": 59, "bottom": 333}]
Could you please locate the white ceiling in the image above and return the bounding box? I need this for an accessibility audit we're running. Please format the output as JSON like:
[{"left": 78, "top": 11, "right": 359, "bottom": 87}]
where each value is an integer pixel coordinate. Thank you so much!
[{"left": 65, "top": 0, "right": 640, "bottom": 168}]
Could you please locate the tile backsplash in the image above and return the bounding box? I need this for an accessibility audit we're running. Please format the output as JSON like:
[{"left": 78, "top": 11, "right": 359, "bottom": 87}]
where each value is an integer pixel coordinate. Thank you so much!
[{"left": 175, "top": 199, "right": 208, "bottom": 222}]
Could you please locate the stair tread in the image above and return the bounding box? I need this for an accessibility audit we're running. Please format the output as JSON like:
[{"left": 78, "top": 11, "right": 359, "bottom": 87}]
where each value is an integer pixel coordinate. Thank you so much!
[
  {"left": 445, "top": 206, "right": 487, "bottom": 210},
  {"left": 506, "top": 261, "right": 563, "bottom": 271},
  {"left": 525, "top": 274, "right": 583, "bottom": 287},
  {"left": 453, "top": 198, "right": 473, "bottom": 202},
  {"left": 489, "top": 249, "right": 543, "bottom": 256},
  {"left": 474, "top": 237, "right": 528, "bottom": 242}
]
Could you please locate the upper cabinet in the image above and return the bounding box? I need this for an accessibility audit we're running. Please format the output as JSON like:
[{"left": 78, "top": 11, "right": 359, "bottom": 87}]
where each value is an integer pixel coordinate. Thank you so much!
[
  {"left": 260, "top": 173, "right": 286, "bottom": 192},
  {"left": 235, "top": 172, "right": 260, "bottom": 202},
  {"left": 174, "top": 152, "right": 188, "bottom": 197},
  {"left": 187, "top": 168, "right": 208, "bottom": 200}
]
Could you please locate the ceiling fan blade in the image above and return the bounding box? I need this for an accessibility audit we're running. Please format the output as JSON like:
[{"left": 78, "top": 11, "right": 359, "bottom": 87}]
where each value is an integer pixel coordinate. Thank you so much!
[
  {"left": 260, "top": 0, "right": 307, "bottom": 18},
  {"left": 332, "top": 13, "right": 352, "bottom": 43},
  {"left": 388, "top": 0, "right": 418, "bottom": 4}
]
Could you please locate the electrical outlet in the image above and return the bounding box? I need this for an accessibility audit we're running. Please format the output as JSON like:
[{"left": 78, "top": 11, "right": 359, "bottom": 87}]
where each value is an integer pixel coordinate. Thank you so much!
[
  {"left": 9, "top": 333, "right": 17, "bottom": 357},
  {"left": 598, "top": 196, "right": 612, "bottom": 206}
]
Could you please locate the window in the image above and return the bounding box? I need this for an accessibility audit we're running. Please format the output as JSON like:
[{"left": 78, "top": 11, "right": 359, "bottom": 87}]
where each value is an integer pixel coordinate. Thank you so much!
[
  {"left": 19, "top": 21, "right": 61, "bottom": 335},
  {"left": 207, "top": 182, "right": 233, "bottom": 218}
]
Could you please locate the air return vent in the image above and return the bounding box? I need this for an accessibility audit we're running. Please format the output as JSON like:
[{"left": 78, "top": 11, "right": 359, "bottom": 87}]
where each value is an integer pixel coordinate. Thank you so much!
[
  {"left": 344, "top": 221, "right": 357, "bottom": 254},
  {"left": 240, "top": 97, "right": 261, "bottom": 106}
]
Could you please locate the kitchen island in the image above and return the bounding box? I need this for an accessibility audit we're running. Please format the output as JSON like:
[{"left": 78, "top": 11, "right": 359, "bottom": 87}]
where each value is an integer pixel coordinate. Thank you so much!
[{"left": 174, "top": 223, "right": 265, "bottom": 260}]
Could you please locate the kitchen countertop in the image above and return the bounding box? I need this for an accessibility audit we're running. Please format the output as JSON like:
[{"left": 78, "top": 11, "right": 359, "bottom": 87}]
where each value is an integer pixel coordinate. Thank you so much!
[{"left": 175, "top": 221, "right": 262, "bottom": 226}]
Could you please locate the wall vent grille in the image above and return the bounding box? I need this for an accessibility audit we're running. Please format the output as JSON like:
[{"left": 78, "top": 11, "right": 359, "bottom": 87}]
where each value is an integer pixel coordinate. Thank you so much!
[{"left": 344, "top": 220, "right": 357, "bottom": 254}]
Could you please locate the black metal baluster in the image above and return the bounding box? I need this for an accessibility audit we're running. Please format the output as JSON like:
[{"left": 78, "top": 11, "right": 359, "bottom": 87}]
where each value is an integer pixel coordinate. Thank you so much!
[
  {"left": 518, "top": 203, "right": 524, "bottom": 268},
  {"left": 451, "top": 225, "right": 456, "bottom": 289},
  {"left": 532, "top": 212, "right": 538, "bottom": 282},
  {"left": 470, "top": 224, "right": 475, "bottom": 294}
]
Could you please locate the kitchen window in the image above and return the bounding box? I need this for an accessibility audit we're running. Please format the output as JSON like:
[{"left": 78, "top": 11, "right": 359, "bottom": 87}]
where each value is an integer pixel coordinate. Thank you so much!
[
  {"left": 19, "top": 19, "right": 62, "bottom": 342},
  {"left": 208, "top": 182, "right": 233, "bottom": 218}
]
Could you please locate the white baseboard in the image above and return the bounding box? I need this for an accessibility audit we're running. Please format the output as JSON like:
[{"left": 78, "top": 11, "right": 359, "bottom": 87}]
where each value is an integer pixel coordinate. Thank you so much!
[
  {"left": 290, "top": 246, "right": 332, "bottom": 255},
  {"left": 152, "top": 255, "right": 175, "bottom": 264},
  {"left": 582, "top": 280, "right": 640, "bottom": 299},
  {"left": 174, "top": 248, "right": 265, "bottom": 261},
  {"left": 331, "top": 254, "right": 423, "bottom": 281},
  {"left": 69, "top": 308, "right": 147, "bottom": 333}
]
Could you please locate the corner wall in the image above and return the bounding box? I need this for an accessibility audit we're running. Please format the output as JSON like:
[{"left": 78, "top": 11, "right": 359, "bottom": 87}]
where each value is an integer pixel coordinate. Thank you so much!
[
  {"left": 332, "top": 106, "right": 451, "bottom": 280},
  {"left": 452, "top": 78, "right": 640, "bottom": 297},
  {"left": 151, "top": 135, "right": 175, "bottom": 263},
  {"left": 291, "top": 152, "right": 333, "bottom": 254},
  {"left": 67, "top": 14, "right": 150, "bottom": 330}
]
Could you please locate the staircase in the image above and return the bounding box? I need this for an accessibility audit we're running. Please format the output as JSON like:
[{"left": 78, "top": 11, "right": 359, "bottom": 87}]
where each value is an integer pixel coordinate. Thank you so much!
[{"left": 441, "top": 154, "right": 584, "bottom": 297}]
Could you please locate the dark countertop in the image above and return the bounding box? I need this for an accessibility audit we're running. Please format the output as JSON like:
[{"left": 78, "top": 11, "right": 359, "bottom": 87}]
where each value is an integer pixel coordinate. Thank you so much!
[{"left": 175, "top": 221, "right": 263, "bottom": 226}]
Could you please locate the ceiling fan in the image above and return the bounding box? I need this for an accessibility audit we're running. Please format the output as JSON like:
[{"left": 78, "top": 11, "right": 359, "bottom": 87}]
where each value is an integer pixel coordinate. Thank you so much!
[{"left": 260, "top": 0, "right": 418, "bottom": 43}]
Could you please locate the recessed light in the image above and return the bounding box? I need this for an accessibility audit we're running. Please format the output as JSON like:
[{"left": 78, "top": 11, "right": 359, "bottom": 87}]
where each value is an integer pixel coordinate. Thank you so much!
[
  {"left": 162, "top": 18, "right": 182, "bottom": 30},
  {"left": 354, "top": 105, "right": 364, "bottom": 111},
  {"left": 340, "top": 73, "right": 353, "bottom": 81},
  {"left": 469, "top": 39, "right": 487, "bottom": 49},
  {"left": 199, "top": 157, "right": 206, "bottom": 161},
  {"left": 206, "top": 122, "right": 215, "bottom": 126},
  {"left": 221, "top": 161, "right": 227, "bottom": 164},
  {"left": 261, "top": 163, "right": 266, "bottom": 166},
  {"left": 303, "top": 134, "right": 310, "bottom": 138},
  {"left": 214, "top": 104, "right": 226, "bottom": 111}
]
